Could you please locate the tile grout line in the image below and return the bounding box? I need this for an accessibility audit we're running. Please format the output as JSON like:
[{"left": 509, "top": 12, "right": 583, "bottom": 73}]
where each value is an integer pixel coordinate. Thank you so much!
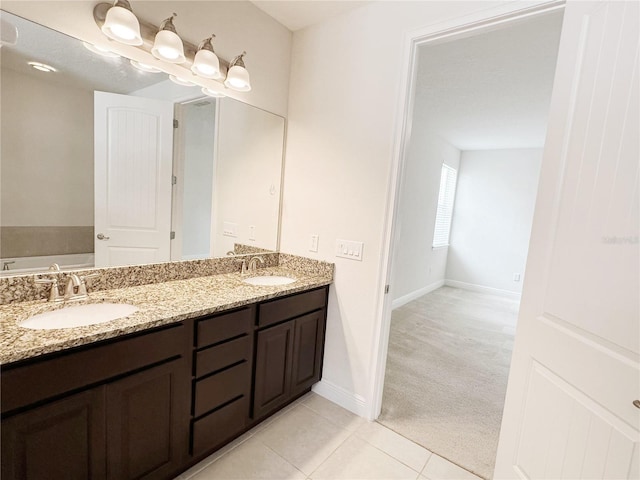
[{"left": 305, "top": 429, "right": 357, "bottom": 479}]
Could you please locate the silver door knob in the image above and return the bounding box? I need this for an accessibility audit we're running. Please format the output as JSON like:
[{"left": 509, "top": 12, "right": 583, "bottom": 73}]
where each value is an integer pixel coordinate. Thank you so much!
[{"left": 96, "top": 233, "right": 110, "bottom": 240}]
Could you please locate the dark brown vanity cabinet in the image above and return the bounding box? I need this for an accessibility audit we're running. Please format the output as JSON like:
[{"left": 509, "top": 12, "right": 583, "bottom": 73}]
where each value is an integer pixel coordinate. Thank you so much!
[
  {"left": 190, "top": 306, "right": 254, "bottom": 458},
  {"left": 1, "top": 284, "right": 331, "bottom": 480},
  {"left": 253, "top": 287, "right": 329, "bottom": 420},
  {"left": 1, "top": 324, "right": 190, "bottom": 480}
]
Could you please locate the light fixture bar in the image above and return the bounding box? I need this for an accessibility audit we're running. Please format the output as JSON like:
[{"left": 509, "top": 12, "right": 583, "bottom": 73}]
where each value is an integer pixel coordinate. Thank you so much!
[{"left": 93, "top": 2, "right": 230, "bottom": 71}]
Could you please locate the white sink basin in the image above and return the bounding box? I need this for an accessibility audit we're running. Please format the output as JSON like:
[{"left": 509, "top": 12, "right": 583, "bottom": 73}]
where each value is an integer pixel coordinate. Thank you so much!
[
  {"left": 20, "top": 303, "right": 139, "bottom": 330},
  {"left": 243, "top": 275, "right": 296, "bottom": 286}
]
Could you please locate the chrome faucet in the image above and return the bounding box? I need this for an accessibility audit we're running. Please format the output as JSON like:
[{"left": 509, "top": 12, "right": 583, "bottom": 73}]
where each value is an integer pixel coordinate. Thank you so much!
[
  {"left": 248, "top": 256, "right": 265, "bottom": 274},
  {"left": 63, "top": 273, "right": 99, "bottom": 301},
  {"left": 34, "top": 263, "right": 66, "bottom": 302},
  {"left": 2, "top": 261, "right": 15, "bottom": 271}
]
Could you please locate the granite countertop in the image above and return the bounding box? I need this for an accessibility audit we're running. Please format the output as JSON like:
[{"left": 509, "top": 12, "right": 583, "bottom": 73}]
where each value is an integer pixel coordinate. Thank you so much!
[{"left": 0, "top": 267, "right": 332, "bottom": 366}]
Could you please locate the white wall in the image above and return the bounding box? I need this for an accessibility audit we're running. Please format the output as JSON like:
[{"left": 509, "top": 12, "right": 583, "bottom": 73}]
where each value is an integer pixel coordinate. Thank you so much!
[
  {"left": 391, "top": 135, "right": 460, "bottom": 306},
  {"left": 446, "top": 148, "right": 542, "bottom": 295},
  {"left": 1, "top": 68, "right": 93, "bottom": 226},
  {"left": 2, "top": 1, "right": 292, "bottom": 117},
  {"left": 280, "top": 1, "right": 536, "bottom": 414}
]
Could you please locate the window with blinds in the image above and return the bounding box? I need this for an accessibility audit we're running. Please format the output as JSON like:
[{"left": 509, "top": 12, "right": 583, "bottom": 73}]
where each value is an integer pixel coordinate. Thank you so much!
[{"left": 432, "top": 164, "right": 458, "bottom": 248}]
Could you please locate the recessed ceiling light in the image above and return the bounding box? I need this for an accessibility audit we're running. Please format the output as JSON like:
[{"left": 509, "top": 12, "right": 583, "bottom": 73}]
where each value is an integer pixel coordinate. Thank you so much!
[
  {"left": 28, "top": 61, "right": 56, "bottom": 73},
  {"left": 83, "top": 42, "right": 120, "bottom": 58},
  {"left": 130, "top": 59, "right": 162, "bottom": 73},
  {"left": 169, "top": 75, "right": 196, "bottom": 87}
]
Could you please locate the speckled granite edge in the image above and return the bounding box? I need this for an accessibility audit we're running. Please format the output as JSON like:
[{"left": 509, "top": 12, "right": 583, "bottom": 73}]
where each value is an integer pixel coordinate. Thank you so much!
[
  {"left": 234, "top": 244, "right": 275, "bottom": 255},
  {"left": 277, "top": 253, "right": 335, "bottom": 277},
  {"left": 0, "top": 254, "right": 279, "bottom": 305},
  {"left": 0, "top": 264, "right": 333, "bottom": 365}
]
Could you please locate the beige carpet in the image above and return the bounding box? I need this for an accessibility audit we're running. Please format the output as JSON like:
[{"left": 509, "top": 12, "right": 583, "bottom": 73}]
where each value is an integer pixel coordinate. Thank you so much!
[{"left": 378, "top": 286, "right": 519, "bottom": 480}]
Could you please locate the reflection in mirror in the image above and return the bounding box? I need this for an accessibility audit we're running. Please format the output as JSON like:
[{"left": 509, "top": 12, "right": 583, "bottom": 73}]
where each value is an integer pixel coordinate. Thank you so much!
[{"left": 0, "top": 10, "right": 285, "bottom": 276}]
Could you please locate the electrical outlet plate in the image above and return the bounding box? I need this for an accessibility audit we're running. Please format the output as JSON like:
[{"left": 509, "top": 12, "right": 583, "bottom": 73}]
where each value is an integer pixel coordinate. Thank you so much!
[
  {"left": 336, "top": 239, "right": 363, "bottom": 261},
  {"left": 249, "top": 225, "right": 256, "bottom": 241},
  {"left": 223, "top": 222, "right": 238, "bottom": 237}
]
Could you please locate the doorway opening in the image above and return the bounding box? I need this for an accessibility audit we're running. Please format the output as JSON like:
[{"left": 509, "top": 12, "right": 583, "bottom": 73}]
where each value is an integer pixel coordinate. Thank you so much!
[{"left": 378, "top": 9, "right": 564, "bottom": 480}]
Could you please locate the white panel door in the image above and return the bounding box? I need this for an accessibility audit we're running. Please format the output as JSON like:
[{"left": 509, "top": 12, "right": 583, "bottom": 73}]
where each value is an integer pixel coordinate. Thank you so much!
[
  {"left": 94, "top": 91, "right": 173, "bottom": 267},
  {"left": 494, "top": 2, "right": 640, "bottom": 479}
]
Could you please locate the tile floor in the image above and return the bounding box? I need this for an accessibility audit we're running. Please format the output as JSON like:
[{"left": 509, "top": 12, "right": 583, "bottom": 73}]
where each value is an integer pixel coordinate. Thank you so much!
[{"left": 175, "top": 392, "right": 482, "bottom": 480}]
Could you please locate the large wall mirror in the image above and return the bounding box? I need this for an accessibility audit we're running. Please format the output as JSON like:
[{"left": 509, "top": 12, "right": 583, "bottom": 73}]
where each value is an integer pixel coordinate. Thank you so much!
[{"left": 0, "top": 10, "right": 285, "bottom": 276}]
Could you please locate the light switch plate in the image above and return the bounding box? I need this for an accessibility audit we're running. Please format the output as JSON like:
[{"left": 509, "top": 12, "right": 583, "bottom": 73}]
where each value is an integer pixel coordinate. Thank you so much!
[
  {"left": 336, "top": 239, "right": 364, "bottom": 261},
  {"left": 310, "top": 234, "right": 319, "bottom": 252}
]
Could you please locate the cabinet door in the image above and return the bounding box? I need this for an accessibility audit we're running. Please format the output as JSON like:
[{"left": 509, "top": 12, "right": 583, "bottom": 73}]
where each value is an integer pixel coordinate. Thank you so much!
[
  {"left": 1, "top": 388, "right": 106, "bottom": 480},
  {"left": 253, "top": 321, "right": 294, "bottom": 419},
  {"left": 291, "top": 310, "right": 326, "bottom": 397},
  {"left": 106, "top": 358, "right": 188, "bottom": 480}
]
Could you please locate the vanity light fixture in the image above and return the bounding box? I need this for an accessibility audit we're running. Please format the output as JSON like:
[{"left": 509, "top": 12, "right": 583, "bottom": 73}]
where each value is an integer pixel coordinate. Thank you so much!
[
  {"left": 83, "top": 42, "right": 120, "bottom": 58},
  {"left": 151, "top": 14, "right": 185, "bottom": 64},
  {"left": 191, "top": 35, "right": 221, "bottom": 79},
  {"left": 201, "top": 86, "right": 226, "bottom": 98},
  {"left": 130, "top": 59, "right": 161, "bottom": 73},
  {"left": 28, "top": 61, "right": 56, "bottom": 73},
  {"left": 101, "top": 0, "right": 142, "bottom": 46},
  {"left": 169, "top": 75, "right": 196, "bottom": 87},
  {"left": 94, "top": 2, "right": 252, "bottom": 91},
  {"left": 224, "top": 51, "right": 251, "bottom": 92}
]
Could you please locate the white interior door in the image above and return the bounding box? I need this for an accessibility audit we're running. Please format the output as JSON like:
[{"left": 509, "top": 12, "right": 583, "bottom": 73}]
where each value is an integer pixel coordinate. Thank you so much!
[
  {"left": 494, "top": 1, "right": 639, "bottom": 478},
  {"left": 94, "top": 91, "right": 173, "bottom": 267}
]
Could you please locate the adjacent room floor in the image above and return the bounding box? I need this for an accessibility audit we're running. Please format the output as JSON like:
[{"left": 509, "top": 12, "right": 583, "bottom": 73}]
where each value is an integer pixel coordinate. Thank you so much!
[
  {"left": 378, "top": 287, "right": 519, "bottom": 480},
  {"left": 176, "top": 392, "right": 482, "bottom": 480}
]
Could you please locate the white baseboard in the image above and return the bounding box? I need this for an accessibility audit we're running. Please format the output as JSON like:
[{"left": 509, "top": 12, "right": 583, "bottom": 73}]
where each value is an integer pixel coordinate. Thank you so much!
[
  {"left": 391, "top": 280, "right": 445, "bottom": 310},
  {"left": 444, "top": 279, "right": 521, "bottom": 299},
  {"left": 312, "top": 379, "right": 368, "bottom": 418}
]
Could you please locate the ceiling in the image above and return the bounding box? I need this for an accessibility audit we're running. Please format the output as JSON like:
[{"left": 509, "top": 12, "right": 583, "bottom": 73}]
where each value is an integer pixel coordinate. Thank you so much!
[
  {"left": 251, "top": 1, "right": 371, "bottom": 31},
  {"left": 414, "top": 10, "right": 565, "bottom": 151}
]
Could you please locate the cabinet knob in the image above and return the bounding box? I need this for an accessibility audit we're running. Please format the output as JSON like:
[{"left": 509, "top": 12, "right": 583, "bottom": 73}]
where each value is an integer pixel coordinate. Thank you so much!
[{"left": 633, "top": 400, "right": 640, "bottom": 409}]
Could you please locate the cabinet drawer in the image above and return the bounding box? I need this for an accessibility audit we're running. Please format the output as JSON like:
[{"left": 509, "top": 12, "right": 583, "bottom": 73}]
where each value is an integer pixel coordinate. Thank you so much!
[
  {"left": 195, "top": 336, "right": 251, "bottom": 379},
  {"left": 196, "top": 307, "right": 253, "bottom": 348},
  {"left": 2, "top": 324, "right": 186, "bottom": 415},
  {"left": 258, "top": 288, "right": 327, "bottom": 328},
  {"left": 193, "top": 362, "right": 249, "bottom": 417},
  {"left": 191, "top": 396, "right": 248, "bottom": 457}
]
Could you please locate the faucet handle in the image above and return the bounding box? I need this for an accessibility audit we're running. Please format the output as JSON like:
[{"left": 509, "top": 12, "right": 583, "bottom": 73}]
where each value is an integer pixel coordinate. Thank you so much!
[
  {"left": 34, "top": 277, "right": 63, "bottom": 302},
  {"left": 77, "top": 273, "right": 99, "bottom": 296}
]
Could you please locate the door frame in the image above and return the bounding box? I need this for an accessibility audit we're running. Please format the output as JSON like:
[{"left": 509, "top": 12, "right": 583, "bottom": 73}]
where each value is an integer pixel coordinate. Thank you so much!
[{"left": 366, "top": 0, "right": 566, "bottom": 421}]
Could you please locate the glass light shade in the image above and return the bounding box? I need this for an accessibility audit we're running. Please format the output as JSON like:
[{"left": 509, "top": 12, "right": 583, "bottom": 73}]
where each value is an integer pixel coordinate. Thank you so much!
[
  {"left": 191, "top": 49, "right": 221, "bottom": 79},
  {"left": 151, "top": 30, "right": 185, "bottom": 64},
  {"left": 130, "top": 59, "right": 162, "bottom": 73},
  {"left": 0, "top": 18, "right": 18, "bottom": 47},
  {"left": 201, "top": 87, "right": 226, "bottom": 98},
  {"left": 224, "top": 65, "right": 251, "bottom": 92},
  {"left": 101, "top": 5, "right": 142, "bottom": 46},
  {"left": 83, "top": 42, "right": 120, "bottom": 58},
  {"left": 169, "top": 75, "right": 196, "bottom": 87}
]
